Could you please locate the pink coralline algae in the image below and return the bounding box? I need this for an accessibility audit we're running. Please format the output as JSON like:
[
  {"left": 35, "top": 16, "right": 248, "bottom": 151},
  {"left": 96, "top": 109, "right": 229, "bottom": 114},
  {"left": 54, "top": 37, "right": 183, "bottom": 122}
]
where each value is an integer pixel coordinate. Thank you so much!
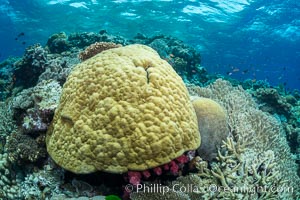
[
  {"left": 127, "top": 171, "right": 142, "bottom": 186},
  {"left": 142, "top": 170, "right": 151, "bottom": 179},
  {"left": 125, "top": 153, "right": 191, "bottom": 186},
  {"left": 153, "top": 167, "right": 162, "bottom": 176}
]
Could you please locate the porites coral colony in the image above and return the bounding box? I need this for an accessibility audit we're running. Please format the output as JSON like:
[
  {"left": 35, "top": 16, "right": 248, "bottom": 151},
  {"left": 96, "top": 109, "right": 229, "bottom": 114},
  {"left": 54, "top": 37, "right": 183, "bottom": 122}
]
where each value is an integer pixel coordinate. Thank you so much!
[{"left": 46, "top": 44, "right": 200, "bottom": 174}]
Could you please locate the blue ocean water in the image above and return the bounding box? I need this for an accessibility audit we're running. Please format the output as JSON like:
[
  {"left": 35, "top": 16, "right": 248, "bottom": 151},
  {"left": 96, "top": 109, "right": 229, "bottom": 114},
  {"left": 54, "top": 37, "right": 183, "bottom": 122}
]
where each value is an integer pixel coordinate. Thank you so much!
[{"left": 0, "top": 0, "right": 299, "bottom": 90}]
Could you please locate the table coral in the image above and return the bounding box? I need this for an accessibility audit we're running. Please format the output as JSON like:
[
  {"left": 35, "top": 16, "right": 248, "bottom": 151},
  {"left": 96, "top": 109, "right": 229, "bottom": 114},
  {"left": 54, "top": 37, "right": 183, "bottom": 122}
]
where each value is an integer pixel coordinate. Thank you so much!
[{"left": 46, "top": 44, "right": 200, "bottom": 174}]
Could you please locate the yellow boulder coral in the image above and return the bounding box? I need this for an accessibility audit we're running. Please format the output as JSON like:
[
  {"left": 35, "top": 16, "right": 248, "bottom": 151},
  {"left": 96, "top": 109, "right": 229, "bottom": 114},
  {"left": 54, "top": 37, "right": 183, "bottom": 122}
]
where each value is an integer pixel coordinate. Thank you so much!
[
  {"left": 191, "top": 97, "right": 228, "bottom": 161},
  {"left": 46, "top": 44, "right": 200, "bottom": 174}
]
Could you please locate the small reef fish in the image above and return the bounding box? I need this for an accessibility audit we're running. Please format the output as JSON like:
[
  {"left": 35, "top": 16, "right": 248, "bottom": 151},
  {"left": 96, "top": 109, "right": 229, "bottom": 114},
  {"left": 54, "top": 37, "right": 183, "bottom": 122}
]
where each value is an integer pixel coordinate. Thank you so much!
[{"left": 18, "top": 32, "right": 25, "bottom": 37}]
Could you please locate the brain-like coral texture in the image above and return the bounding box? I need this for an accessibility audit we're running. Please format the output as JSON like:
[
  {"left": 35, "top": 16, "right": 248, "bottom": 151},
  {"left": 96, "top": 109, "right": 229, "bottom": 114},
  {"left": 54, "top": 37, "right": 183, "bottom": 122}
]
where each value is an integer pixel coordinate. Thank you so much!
[{"left": 46, "top": 44, "right": 200, "bottom": 174}]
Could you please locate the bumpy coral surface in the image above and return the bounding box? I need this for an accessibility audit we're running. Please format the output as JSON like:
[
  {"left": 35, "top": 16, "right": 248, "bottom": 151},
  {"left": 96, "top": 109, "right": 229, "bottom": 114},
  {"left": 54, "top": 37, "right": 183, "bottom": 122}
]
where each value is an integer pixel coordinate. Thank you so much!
[
  {"left": 78, "top": 42, "right": 122, "bottom": 61},
  {"left": 191, "top": 97, "right": 228, "bottom": 161},
  {"left": 187, "top": 79, "right": 300, "bottom": 199},
  {"left": 12, "top": 80, "right": 62, "bottom": 133},
  {"left": 46, "top": 44, "right": 200, "bottom": 174}
]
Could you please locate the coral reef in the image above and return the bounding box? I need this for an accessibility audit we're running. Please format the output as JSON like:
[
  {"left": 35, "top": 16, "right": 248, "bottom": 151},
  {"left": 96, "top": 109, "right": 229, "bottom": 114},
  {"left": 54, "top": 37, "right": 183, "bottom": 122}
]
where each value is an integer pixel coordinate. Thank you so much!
[
  {"left": 38, "top": 56, "right": 79, "bottom": 85},
  {"left": 1, "top": 80, "right": 62, "bottom": 164},
  {"left": 79, "top": 42, "right": 122, "bottom": 61},
  {"left": 0, "top": 153, "right": 21, "bottom": 199},
  {"left": 46, "top": 32, "right": 71, "bottom": 54},
  {"left": 129, "top": 80, "right": 300, "bottom": 199},
  {"left": 186, "top": 79, "right": 300, "bottom": 199},
  {"left": 254, "top": 87, "right": 292, "bottom": 117},
  {"left": 191, "top": 97, "right": 228, "bottom": 161},
  {"left": 241, "top": 79, "right": 270, "bottom": 90},
  {"left": 19, "top": 163, "right": 65, "bottom": 199},
  {"left": 46, "top": 31, "right": 204, "bottom": 84},
  {"left": 14, "top": 44, "right": 48, "bottom": 88},
  {"left": 253, "top": 87, "right": 300, "bottom": 164},
  {"left": 133, "top": 34, "right": 203, "bottom": 84},
  {"left": 6, "top": 131, "right": 46, "bottom": 163},
  {"left": 47, "top": 44, "right": 200, "bottom": 174},
  {"left": 0, "top": 102, "right": 16, "bottom": 145},
  {"left": 130, "top": 188, "right": 190, "bottom": 200},
  {"left": 67, "top": 32, "right": 126, "bottom": 49},
  {"left": 12, "top": 80, "right": 62, "bottom": 134},
  {"left": 164, "top": 139, "right": 286, "bottom": 199},
  {"left": 0, "top": 58, "right": 18, "bottom": 100},
  {"left": 0, "top": 31, "right": 299, "bottom": 200},
  {"left": 124, "top": 153, "right": 190, "bottom": 186}
]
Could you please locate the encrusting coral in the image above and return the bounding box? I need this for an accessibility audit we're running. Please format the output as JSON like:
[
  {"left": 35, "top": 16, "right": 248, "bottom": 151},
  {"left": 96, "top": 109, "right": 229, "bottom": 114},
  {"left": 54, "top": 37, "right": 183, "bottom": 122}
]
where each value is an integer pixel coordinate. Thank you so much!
[
  {"left": 12, "top": 80, "right": 62, "bottom": 133},
  {"left": 46, "top": 44, "right": 200, "bottom": 174}
]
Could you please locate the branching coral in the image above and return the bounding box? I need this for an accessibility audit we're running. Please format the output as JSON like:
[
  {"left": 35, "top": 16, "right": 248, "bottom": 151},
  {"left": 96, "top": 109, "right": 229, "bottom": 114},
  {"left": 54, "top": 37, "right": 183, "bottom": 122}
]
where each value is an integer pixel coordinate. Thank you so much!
[
  {"left": 164, "top": 137, "right": 293, "bottom": 199},
  {"left": 0, "top": 102, "right": 16, "bottom": 142},
  {"left": 6, "top": 132, "right": 46, "bottom": 163},
  {"left": 20, "top": 165, "right": 66, "bottom": 199},
  {"left": 186, "top": 79, "right": 300, "bottom": 199}
]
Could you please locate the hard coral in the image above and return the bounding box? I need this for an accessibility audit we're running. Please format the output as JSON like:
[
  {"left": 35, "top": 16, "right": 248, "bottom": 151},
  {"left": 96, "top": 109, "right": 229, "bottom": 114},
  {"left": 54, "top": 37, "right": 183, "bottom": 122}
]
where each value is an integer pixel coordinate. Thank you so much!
[
  {"left": 46, "top": 32, "right": 70, "bottom": 54},
  {"left": 0, "top": 102, "right": 16, "bottom": 140},
  {"left": 254, "top": 88, "right": 292, "bottom": 117},
  {"left": 14, "top": 44, "right": 48, "bottom": 88},
  {"left": 187, "top": 79, "right": 300, "bottom": 199},
  {"left": 134, "top": 35, "right": 202, "bottom": 84},
  {"left": 0, "top": 153, "right": 21, "bottom": 199},
  {"left": 46, "top": 44, "right": 200, "bottom": 174},
  {"left": 78, "top": 42, "right": 122, "bottom": 61},
  {"left": 191, "top": 97, "right": 228, "bottom": 161},
  {"left": 6, "top": 132, "right": 46, "bottom": 163},
  {"left": 12, "top": 80, "right": 62, "bottom": 134}
]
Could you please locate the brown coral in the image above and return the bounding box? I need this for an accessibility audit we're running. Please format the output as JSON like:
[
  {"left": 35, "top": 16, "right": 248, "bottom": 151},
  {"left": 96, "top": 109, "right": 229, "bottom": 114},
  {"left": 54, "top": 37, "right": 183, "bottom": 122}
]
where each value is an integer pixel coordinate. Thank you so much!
[
  {"left": 46, "top": 44, "right": 200, "bottom": 174},
  {"left": 191, "top": 97, "right": 228, "bottom": 161},
  {"left": 6, "top": 132, "right": 46, "bottom": 163},
  {"left": 78, "top": 42, "right": 122, "bottom": 61}
]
